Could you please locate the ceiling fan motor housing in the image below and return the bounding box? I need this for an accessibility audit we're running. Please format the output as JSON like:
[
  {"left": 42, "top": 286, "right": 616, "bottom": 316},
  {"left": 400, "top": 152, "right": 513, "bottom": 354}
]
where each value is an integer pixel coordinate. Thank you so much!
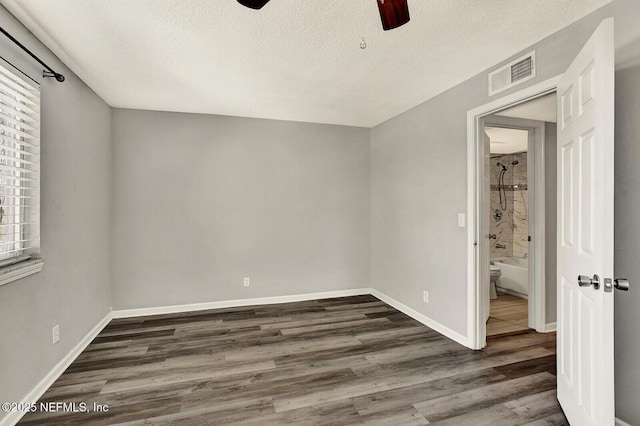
[
  {"left": 237, "top": 0, "right": 270, "bottom": 10},
  {"left": 377, "top": 0, "right": 411, "bottom": 31}
]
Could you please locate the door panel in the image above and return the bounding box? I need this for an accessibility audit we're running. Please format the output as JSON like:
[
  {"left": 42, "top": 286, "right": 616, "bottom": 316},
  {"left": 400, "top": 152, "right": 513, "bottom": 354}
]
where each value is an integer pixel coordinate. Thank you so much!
[
  {"left": 560, "top": 142, "right": 574, "bottom": 247},
  {"left": 556, "top": 18, "right": 614, "bottom": 426}
]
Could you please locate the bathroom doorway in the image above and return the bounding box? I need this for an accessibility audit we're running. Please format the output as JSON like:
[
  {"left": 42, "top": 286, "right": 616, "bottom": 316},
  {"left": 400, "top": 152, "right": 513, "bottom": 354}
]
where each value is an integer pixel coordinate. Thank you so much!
[
  {"left": 485, "top": 129, "right": 530, "bottom": 336},
  {"left": 481, "top": 93, "right": 558, "bottom": 341}
]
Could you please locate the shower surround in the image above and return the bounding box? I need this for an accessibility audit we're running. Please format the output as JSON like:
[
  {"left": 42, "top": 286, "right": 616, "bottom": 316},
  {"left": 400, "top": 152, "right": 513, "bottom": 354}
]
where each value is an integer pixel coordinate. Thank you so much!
[{"left": 490, "top": 153, "right": 528, "bottom": 259}]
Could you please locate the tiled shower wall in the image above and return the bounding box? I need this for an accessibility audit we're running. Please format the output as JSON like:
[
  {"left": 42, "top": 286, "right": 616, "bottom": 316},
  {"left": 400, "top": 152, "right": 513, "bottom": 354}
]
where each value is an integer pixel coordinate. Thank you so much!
[{"left": 490, "top": 153, "right": 528, "bottom": 259}]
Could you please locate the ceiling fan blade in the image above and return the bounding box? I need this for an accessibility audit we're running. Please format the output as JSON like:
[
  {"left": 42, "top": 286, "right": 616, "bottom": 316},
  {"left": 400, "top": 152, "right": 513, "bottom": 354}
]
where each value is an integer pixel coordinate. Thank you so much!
[
  {"left": 377, "top": 0, "right": 410, "bottom": 31},
  {"left": 237, "top": 0, "right": 271, "bottom": 9}
]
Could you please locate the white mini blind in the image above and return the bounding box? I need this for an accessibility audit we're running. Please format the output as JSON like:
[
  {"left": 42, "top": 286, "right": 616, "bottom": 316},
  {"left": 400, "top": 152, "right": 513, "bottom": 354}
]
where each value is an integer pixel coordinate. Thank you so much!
[{"left": 0, "top": 63, "right": 40, "bottom": 265}]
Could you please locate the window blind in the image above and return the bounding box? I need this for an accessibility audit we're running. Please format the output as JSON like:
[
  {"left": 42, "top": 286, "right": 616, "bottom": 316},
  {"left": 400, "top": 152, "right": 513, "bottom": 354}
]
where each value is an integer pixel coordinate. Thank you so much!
[{"left": 0, "top": 63, "right": 40, "bottom": 265}]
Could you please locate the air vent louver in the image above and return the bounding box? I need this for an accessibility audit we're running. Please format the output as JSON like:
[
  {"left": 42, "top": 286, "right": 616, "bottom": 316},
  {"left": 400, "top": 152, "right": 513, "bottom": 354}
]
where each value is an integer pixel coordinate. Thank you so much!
[
  {"left": 489, "top": 51, "right": 536, "bottom": 96},
  {"left": 511, "top": 56, "right": 533, "bottom": 82}
]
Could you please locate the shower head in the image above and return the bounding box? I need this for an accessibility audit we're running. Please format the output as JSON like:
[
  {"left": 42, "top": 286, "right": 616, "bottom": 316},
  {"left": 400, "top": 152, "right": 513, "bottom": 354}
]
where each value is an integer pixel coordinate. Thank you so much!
[{"left": 511, "top": 160, "right": 519, "bottom": 166}]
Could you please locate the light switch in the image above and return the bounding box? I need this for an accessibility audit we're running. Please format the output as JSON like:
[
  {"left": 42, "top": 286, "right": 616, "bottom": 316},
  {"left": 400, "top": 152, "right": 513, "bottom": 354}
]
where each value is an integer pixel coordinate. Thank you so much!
[{"left": 458, "top": 213, "right": 466, "bottom": 228}]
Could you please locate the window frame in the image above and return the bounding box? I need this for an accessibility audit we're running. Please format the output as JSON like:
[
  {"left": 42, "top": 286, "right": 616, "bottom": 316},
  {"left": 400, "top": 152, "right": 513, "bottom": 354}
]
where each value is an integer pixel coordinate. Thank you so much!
[{"left": 0, "top": 61, "right": 43, "bottom": 286}]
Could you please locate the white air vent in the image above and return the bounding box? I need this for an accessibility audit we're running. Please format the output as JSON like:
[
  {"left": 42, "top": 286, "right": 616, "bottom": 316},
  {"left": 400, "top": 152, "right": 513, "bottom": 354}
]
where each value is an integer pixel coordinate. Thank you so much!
[{"left": 488, "top": 51, "right": 536, "bottom": 96}]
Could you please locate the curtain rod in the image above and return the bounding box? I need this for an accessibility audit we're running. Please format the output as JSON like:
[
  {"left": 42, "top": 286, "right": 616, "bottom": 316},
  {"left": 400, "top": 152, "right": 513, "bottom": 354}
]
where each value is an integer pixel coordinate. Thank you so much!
[{"left": 0, "top": 26, "right": 65, "bottom": 82}]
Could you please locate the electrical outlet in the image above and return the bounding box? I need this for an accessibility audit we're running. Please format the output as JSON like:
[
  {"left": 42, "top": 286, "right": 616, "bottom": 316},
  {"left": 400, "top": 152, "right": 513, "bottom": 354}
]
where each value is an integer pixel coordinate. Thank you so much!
[
  {"left": 423, "top": 291, "right": 429, "bottom": 303},
  {"left": 244, "top": 277, "right": 250, "bottom": 287},
  {"left": 52, "top": 325, "right": 60, "bottom": 344}
]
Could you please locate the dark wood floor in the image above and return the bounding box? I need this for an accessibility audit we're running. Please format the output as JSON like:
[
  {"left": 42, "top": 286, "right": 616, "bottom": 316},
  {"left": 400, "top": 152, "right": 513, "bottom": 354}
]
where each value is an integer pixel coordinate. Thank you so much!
[{"left": 19, "top": 295, "right": 567, "bottom": 425}]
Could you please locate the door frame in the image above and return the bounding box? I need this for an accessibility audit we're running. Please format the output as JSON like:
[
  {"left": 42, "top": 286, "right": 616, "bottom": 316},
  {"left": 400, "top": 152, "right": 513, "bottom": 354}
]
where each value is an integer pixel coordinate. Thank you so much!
[{"left": 466, "top": 75, "right": 560, "bottom": 350}]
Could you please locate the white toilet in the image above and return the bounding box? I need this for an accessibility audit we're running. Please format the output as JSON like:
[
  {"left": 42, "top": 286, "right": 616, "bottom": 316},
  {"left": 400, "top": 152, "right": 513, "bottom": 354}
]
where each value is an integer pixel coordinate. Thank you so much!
[{"left": 489, "top": 264, "right": 501, "bottom": 299}]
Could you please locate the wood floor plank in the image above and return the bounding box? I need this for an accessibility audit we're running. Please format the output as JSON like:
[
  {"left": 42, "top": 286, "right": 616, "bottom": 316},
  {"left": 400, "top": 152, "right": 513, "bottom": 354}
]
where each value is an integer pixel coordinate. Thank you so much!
[
  {"left": 224, "top": 335, "right": 363, "bottom": 362},
  {"left": 99, "top": 360, "right": 277, "bottom": 394},
  {"left": 413, "top": 372, "right": 556, "bottom": 422},
  {"left": 18, "top": 295, "right": 567, "bottom": 425},
  {"left": 75, "top": 346, "right": 150, "bottom": 362},
  {"left": 363, "top": 338, "right": 463, "bottom": 365},
  {"left": 427, "top": 402, "right": 523, "bottom": 426},
  {"left": 355, "top": 325, "right": 440, "bottom": 343},
  {"left": 486, "top": 330, "right": 557, "bottom": 353},
  {"left": 522, "top": 412, "right": 570, "bottom": 426},
  {"left": 350, "top": 368, "right": 507, "bottom": 416},
  {"left": 37, "top": 380, "right": 107, "bottom": 401},
  {"left": 505, "top": 389, "right": 567, "bottom": 423},
  {"left": 259, "top": 312, "right": 371, "bottom": 331},
  {"left": 493, "top": 354, "right": 557, "bottom": 379},
  {"left": 111, "top": 397, "right": 276, "bottom": 426},
  {"left": 356, "top": 407, "right": 430, "bottom": 426},
  {"left": 279, "top": 317, "right": 391, "bottom": 335}
]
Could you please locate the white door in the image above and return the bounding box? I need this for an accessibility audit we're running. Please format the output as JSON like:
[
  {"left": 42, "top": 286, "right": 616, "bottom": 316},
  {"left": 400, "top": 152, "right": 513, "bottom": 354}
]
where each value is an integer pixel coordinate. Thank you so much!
[{"left": 557, "top": 18, "right": 614, "bottom": 426}]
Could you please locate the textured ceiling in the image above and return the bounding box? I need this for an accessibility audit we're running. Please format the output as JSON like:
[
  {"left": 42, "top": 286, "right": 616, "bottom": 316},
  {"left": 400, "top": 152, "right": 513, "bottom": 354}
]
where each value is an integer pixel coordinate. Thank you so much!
[{"left": 1, "top": 0, "right": 611, "bottom": 127}]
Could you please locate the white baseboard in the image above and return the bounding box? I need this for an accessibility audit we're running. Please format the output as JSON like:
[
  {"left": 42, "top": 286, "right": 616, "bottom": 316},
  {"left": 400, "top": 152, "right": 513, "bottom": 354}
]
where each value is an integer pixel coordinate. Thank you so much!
[
  {"left": 544, "top": 322, "right": 557, "bottom": 332},
  {"left": 111, "top": 288, "right": 372, "bottom": 318},
  {"left": 616, "top": 417, "right": 632, "bottom": 426},
  {"left": 0, "top": 312, "right": 112, "bottom": 426},
  {"left": 370, "top": 289, "right": 469, "bottom": 347}
]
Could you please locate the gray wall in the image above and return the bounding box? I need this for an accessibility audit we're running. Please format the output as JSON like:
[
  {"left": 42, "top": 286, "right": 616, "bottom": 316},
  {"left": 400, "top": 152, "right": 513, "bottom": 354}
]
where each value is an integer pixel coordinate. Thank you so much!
[
  {"left": 371, "top": 0, "right": 640, "bottom": 422},
  {"left": 614, "top": 63, "right": 640, "bottom": 426},
  {"left": 111, "top": 110, "right": 370, "bottom": 309},
  {"left": 544, "top": 122, "right": 557, "bottom": 324},
  {"left": 371, "top": 87, "right": 471, "bottom": 334},
  {"left": 0, "top": 5, "right": 112, "bottom": 420}
]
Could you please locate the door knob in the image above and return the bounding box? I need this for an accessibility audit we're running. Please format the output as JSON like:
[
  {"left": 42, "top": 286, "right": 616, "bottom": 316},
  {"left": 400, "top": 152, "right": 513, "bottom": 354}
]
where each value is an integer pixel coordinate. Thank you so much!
[
  {"left": 578, "top": 274, "right": 600, "bottom": 290},
  {"left": 604, "top": 277, "right": 630, "bottom": 292},
  {"left": 614, "top": 278, "right": 630, "bottom": 291}
]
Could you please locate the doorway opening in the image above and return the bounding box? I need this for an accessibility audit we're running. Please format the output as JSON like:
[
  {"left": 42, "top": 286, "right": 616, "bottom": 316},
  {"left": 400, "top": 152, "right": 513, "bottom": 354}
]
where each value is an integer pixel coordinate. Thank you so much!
[
  {"left": 482, "top": 93, "right": 557, "bottom": 340},
  {"left": 486, "top": 125, "right": 531, "bottom": 336},
  {"left": 466, "top": 76, "right": 560, "bottom": 349}
]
